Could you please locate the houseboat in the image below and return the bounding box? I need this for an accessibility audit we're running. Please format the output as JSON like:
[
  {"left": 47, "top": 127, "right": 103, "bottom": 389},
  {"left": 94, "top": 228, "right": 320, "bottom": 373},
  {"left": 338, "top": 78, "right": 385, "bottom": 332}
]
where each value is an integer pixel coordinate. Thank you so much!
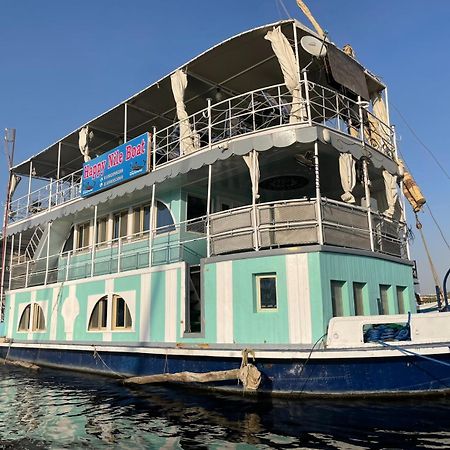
[{"left": 1, "top": 19, "right": 449, "bottom": 396}]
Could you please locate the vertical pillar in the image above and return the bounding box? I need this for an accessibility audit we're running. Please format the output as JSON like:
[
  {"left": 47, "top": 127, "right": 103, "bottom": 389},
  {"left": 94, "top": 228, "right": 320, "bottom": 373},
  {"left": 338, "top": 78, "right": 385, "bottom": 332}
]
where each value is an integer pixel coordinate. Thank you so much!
[
  {"left": 27, "top": 161, "right": 33, "bottom": 215},
  {"left": 148, "top": 183, "right": 156, "bottom": 267},
  {"left": 207, "top": 98, "right": 212, "bottom": 150},
  {"left": 124, "top": 103, "right": 128, "bottom": 143},
  {"left": 44, "top": 222, "right": 52, "bottom": 285},
  {"left": 8, "top": 235, "right": 14, "bottom": 290},
  {"left": 56, "top": 142, "right": 61, "bottom": 205},
  {"left": 363, "top": 159, "right": 375, "bottom": 252},
  {"left": 314, "top": 141, "right": 323, "bottom": 245},
  {"left": 302, "top": 70, "right": 312, "bottom": 126},
  {"left": 152, "top": 126, "right": 157, "bottom": 170},
  {"left": 206, "top": 164, "right": 212, "bottom": 257},
  {"left": 91, "top": 205, "right": 98, "bottom": 277},
  {"left": 251, "top": 150, "right": 259, "bottom": 251}
]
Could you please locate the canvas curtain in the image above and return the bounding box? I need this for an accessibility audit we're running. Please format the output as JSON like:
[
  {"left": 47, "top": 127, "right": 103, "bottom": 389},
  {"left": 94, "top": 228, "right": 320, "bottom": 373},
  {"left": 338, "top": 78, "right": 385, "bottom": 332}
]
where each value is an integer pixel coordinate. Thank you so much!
[
  {"left": 382, "top": 169, "right": 398, "bottom": 218},
  {"left": 264, "top": 27, "right": 306, "bottom": 124},
  {"left": 170, "top": 69, "right": 198, "bottom": 155},
  {"left": 78, "top": 126, "right": 93, "bottom": 162},
  {"left": 243, "top": 151, "right": 260, "bottom": 201},
  {"left": 339, "top": 153, "right": 356, "bottom": 203},
  {"left": 9, "top": 174, "right": 21, "bottom": 198}
]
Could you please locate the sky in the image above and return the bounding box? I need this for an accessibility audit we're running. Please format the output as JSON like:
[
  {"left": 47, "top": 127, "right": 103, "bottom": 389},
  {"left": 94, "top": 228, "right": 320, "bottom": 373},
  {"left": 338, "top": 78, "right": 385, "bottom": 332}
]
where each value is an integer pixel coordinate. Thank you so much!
[{"left": 0, "top": 0, "right": 448, "bottom": 294}]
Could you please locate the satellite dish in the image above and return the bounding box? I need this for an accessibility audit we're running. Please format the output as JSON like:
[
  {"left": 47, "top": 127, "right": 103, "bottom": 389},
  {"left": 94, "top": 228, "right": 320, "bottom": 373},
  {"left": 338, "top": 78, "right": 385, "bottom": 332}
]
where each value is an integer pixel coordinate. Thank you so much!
[{"left": 301, "top": 35, "right": 327, "bottom": 57}]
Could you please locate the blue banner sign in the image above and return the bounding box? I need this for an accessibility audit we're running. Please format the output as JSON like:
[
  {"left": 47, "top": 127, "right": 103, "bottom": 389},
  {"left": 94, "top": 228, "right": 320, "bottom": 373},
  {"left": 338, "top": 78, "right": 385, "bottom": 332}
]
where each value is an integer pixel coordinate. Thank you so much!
[{"left": 81, "top": 133, "right": 150, "bottom": 197}]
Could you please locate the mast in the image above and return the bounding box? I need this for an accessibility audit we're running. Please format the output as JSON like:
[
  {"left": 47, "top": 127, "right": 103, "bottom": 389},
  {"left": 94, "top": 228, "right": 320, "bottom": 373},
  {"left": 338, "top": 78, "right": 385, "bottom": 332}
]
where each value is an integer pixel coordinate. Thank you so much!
[{"left": 0, "top": 128, "right": 16, "bottom": 320}]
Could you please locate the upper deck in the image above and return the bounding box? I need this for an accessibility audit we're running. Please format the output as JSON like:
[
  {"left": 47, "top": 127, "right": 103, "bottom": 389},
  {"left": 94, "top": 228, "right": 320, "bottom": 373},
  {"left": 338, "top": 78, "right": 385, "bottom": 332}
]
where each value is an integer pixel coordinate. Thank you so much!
[{"left": 3, "top": 20, "right": 408, "bottom": 291}]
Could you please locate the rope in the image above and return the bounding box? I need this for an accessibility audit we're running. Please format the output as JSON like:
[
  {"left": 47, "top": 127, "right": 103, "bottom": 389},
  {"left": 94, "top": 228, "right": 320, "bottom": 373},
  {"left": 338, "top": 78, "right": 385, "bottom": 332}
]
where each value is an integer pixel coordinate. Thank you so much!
[
  {"left": 238, "top": 348, "right": 261, "bottom": 391},
  {"left": 3, "top": 339, "right": 13, "bottom": 364},
  {"left": 92, "top": 345, "right": 124, "bottom": 379},
  {"left": 378, "top": 340, "right": 450, "bottom": 369},
  {"left": 426, "top": 205, "right": 450, "bottom": 252},
  {"left": 415, "top": 214, "right": 442, "bottom": 291},
  {"left": 298, "top": 333, "right": 327, "bottom": 394}
]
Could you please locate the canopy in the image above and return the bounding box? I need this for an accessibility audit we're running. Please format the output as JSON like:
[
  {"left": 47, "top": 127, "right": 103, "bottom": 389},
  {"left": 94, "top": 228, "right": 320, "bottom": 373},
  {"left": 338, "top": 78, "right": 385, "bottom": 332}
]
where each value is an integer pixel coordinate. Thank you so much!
[{"left": 11, "top": 19, "right": 385, "bottom": 181}]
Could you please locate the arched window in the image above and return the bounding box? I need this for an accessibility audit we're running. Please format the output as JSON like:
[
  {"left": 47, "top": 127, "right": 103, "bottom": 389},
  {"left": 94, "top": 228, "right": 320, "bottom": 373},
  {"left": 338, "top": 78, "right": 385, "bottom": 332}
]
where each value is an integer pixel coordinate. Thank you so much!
[
  {"left": 18, "top": 304, "right": 31, "bottom": 331},
  {"left": 112, "top": 295, "right": 132, "bottom": 329},
  {"left": 88, "top": 294, "right": 132, "bottom": 331},
  {"left": 32, "top": 304, "right": 46, "bottom": 331},
  {"left": 156, "top": 201, "right": 175, "bottom": 235},
  {"left": 88, "top": 295, "right": 108, "bottom": 330},
  {"left": 18, "top": 303, "right": 46, "bottom": 332}
]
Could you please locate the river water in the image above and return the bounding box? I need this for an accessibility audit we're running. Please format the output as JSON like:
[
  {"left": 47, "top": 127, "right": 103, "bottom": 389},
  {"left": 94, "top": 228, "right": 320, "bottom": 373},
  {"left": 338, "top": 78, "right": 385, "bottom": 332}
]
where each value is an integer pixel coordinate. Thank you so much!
[{"left": 0, "top": 365, "right": 449, "bottom": 449}]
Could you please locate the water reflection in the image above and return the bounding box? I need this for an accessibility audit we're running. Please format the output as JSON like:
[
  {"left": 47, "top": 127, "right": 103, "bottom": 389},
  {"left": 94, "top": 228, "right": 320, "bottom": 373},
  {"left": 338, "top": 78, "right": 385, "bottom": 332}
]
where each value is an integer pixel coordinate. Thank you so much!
[{"left": 0, "top": 365, "right": 449, "bottom": 449}]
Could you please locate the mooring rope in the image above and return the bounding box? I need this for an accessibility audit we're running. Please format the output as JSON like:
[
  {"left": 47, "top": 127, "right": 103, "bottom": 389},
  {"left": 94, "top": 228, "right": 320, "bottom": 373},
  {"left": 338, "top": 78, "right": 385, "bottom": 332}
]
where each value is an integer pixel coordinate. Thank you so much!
[
  {"left": 378, "top": 340, "right": 450, "bottom": 368},
  {"left": 92, "top": 345, "right": 124, "bottom": 378}
]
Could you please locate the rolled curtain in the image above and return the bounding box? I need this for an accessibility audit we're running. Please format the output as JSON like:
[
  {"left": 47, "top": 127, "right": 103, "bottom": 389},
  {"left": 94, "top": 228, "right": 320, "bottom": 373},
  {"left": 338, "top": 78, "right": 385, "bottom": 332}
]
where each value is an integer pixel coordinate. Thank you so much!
[
  {"left": 339, "top": 153, "right": 356, "bottom": 203},
  {"left": 170, "top": 69, "right": 198, "bottom": 155},
  {"left": 78, "top": 126, "right": 93, "bottom": 162},
  {"left": 264, "top": 27, "right": 306, "bottom": 124},
  {"left": 382, "top": 169, "right": 398, "bottom": 218},
  {"left": 243, "top": 151, "right": 260, "bottom": 201},
  {"left": 368, "top": 91, "right": 391, "bottom": 149},
  {"left": 9, "top": 174, "right": 21, "bottom": 198}
]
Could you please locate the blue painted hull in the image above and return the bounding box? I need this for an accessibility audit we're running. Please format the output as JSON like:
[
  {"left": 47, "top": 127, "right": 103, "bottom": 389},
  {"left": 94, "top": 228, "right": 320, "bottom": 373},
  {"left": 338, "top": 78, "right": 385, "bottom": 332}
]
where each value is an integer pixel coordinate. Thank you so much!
[{"left": 1, "top": 345, "right": 450, "bottom": 397}]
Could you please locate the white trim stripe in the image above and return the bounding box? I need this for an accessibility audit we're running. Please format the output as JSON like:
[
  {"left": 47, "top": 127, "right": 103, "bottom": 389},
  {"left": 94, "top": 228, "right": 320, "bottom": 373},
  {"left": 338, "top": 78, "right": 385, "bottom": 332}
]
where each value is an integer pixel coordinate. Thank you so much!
[
  {"left": 216, "top": 261, "right": 233, "bottom": 343},
  {"left": 164, "top": 269, "right": 177, "bottom": 342}
]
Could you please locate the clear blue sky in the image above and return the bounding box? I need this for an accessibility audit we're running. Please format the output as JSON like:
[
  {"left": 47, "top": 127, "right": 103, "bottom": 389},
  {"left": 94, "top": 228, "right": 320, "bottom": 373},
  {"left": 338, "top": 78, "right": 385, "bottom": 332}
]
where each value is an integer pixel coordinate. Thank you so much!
[{"left": 0, "top": 0, "right": 448, "bottom": 293}]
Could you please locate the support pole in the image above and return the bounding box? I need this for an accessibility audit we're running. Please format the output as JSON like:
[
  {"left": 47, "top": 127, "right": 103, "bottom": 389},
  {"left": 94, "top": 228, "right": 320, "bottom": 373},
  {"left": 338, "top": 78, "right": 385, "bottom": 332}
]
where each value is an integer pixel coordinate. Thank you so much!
[
  {"left": 44, "top": 222, "right": 52, "bottom": 285},
  {"left": 148, "top": 183, "right": 156, "bottom": 267},
  {"left": 251, "top": 150, "right": 259, "bottom": 251},
  {"left": 27, "top": 161, "right": 33, "bottom": 216},
  {"left": 8, "top": 235, "right": 14, "bottom": 290},
  {"left": 363, "top": 159, "right": 375, "bottom": 252},
  {"left": 91, "top": 205, "right": 98, "bottom": 277},
  {"left": 56, "top": 142, "right": 61, "bottom": 205},
  {"left": 124, "top": 103, "right": 128, "bottom": 143},
  {"left": 206, "top": 164, "right": 212, "bottom": 257},
  {"left": 314, "top": 141, "right": 323, "bottom": 245},
  {"left": 302, "top": 70, "right": 312, "bottom": 126},
  {"left": 152, "top": 126, "right": 157, "bottom": 171}
]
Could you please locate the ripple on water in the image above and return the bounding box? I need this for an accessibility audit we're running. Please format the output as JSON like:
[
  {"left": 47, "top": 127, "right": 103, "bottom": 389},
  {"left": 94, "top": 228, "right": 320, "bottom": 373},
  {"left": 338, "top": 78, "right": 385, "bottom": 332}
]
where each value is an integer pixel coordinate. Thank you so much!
[{"left": 0, "top": 365, "right": 449, "bottom": 449}]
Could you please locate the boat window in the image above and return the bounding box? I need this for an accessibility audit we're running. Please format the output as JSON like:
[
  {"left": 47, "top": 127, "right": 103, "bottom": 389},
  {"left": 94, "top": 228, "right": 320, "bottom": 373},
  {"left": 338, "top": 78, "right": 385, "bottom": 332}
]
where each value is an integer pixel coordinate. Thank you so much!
[
  {"left": 396, "top": 286, "right": 406, "bottom": 314},
  {"left": 18, "top": 304, "right": 31, "bottom": 331},
  {"left": 32, "top": 304, "right": 46, "bottom": 331},
  {"left": 187, "top": 195, "right": 207, "bottom": 220},
  {"left": 77, "top": 222, "right": 91, "bottom": 249},
  {"left": 113, "top": 211, "right": 128, "bottom": 240},
  {"left": 96, "top": 216, "right": 108, "bottom": 244},
  {"left": 88, "top": 296, "right": 108, "bottom": 330},
  {"left": 133, "top": 204, "right": 151, "bottom": 235},
  {"left": 185, "top": 265, "right": 201, "bottom": 333},
  {"left": 256, "top": 274, "right": 277, "bottom": 310},
  {"left": 156, "top": 201, "right": 175, "bottom": 234},
  {"left": 353, "top": 282, "right": 365, "bottom": 316},
  {"left": 379, "top": 285, "right": 390, "bottom": 315},
  {"left": 62, "top": 227, "right": 74, "bottom": 253},
  {"left": 331, "top": 280, "right": 345, "bottom": 317},
  {"left": 112, "top": 295, "right": 132, "bottom": 329}
]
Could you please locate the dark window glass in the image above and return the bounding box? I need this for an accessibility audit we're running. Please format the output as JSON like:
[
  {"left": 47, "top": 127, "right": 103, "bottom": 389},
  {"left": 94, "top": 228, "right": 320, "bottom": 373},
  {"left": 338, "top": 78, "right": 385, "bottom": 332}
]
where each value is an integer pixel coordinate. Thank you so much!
[
  {"left": 331, "top": 280, "right": 345, "bottom": 317},
  {"left": 18, "top": 304, "right": 31, "bottom": 331},
  {"left": 156, "top": 201, "right": 175, "bottom": 234},
  {"left": 33, "top": 304, "right": 46, "bottom": 331},
  {"left": 113, "top": 295, "right": 132, "bottom": 329},
  {"left": 258, "top": 276, "right": 277, "bottom": 309},
  {"left": 89, "top": 296, "right": 108, "bottom": 330},
  {"left": 187, "top": 195, "right": 207, "bottom": 220},
  {"left": 353, "top": 282, "right": 365, "bottom": 316},
  {"left": 379, "top": 285, "right": 390, "bottom": 315},
  {"left": 143, "top": 206, "right": 151, "bottom": 231},
  {"left": 63, "top": 227, "right": 74, "bottom": 253}
]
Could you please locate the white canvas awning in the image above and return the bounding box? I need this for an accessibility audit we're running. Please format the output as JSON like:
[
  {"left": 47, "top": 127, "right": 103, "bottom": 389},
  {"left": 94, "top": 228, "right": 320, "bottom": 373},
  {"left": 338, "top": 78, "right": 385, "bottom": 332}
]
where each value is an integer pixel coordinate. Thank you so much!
[
  {"left": 170, "top": 70, "right": 199, "bottom": 155},
  {"left": 383, "top": 169, "right": 398, "bottom": 218},
  {"left": 339, "top": 153, "right": 356, "bottom": 203},
  {"left": 243, "top": 151, "right": 260, "bottom": 201},
  {"left": 264, "top": 26, "right": 306, "bottom": 124}
]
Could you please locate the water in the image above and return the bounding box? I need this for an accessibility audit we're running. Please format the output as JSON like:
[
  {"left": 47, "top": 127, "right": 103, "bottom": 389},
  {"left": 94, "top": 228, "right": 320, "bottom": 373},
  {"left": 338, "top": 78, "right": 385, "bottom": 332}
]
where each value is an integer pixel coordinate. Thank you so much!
[{"left": 0, "top": 365, "right": 449, "bottom": 449}]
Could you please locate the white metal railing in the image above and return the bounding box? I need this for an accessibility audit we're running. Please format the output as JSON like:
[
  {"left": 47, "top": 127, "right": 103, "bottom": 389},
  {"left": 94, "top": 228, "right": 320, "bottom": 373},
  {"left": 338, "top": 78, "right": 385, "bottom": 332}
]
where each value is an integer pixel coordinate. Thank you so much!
[
  {"left": 7, "top": 197, "right": 407, "bottom": 291},
  {"left": 8, "top": 80, "right": 395, "bottom": 223}
]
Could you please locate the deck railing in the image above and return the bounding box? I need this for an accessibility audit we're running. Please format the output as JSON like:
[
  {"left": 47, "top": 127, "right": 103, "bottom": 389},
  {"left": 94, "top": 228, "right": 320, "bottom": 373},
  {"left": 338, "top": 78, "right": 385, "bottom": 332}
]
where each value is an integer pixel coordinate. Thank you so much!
[
  {"left": 8, "top": 80, "right": 395, "bottom": 223},
  {"left": 7, "top": 197, "right": 407, "bottom": 291}
]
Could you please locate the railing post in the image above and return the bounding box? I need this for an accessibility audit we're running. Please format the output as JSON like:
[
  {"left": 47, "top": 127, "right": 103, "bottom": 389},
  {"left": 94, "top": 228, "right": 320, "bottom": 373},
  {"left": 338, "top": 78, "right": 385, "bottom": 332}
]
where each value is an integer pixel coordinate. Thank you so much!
[
  {"left": 251, "top": 150, "right": 259, "bottom": 251},
  {"left": 44, "top": 221, "right": 52, "bottom": 285},
  {"left": 48, "top": 178, "right": 53, "bottom": 210},
  {"left": 25, "top": 260, "right": 30, "bottom": 288},
  {"left": 207, "top": 98, "right": 212, "bottom": 150},
  {"left": 148, "top": 183, "right": 156, "bottom": 267},
  {"left": 302, "top": 70, "right": 312, "bottom": 126},
  {"left": 117, "top": 236, "right": 122, "bottom": 273},
  {"left": 152, "top": 126, "right": 157, "bottom": 170},
  {"left": 358, "top": 95, "right": 365, "bottom": 142},
  {"left": 91, "top": 205, "right": 97, "bottom": 277},
  {"left": 8, "top": 235, "right": 14, "bottom": 290},
  {"left": 27, "top": 161, "right": 33, "bottom": 217},
  {"left": 65, "top": 251, "right": 71, "bottom": 281},
  {"left": 251, "top": 92, "right": 256, "bottom": 131},
  {"left": 363, "top": 159, "right": 375, "bottom": 252},
  {"left": 314, "top": 141, "right": 324, "bottom": 245},
  {"left": 206, "top": 164, "right": 212, "bottom": 257}
]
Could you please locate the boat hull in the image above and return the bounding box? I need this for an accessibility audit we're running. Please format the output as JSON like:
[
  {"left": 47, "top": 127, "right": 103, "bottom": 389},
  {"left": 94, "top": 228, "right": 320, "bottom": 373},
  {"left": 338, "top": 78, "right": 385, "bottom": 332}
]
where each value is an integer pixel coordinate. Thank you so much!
[{"left": 1, "top": 343, "right": 449, "bottom": 397}]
